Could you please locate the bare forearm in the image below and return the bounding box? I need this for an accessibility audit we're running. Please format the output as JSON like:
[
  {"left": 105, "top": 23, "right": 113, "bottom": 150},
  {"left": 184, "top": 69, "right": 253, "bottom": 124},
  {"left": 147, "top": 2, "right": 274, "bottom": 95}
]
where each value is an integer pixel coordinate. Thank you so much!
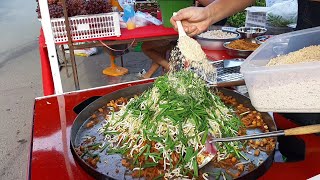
[
  {"left": 205, "top": 0, "right": 255, "bottom": 24},
  {"left": 198, "top": 0, "right": 215, "bottom": 6}
]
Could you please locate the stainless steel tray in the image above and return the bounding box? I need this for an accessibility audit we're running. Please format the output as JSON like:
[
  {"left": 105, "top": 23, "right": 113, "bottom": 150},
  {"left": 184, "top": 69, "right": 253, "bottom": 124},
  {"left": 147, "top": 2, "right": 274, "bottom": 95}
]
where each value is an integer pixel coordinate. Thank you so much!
[{"left": 208, "top": 60, "right": 244, "bottom": 86}]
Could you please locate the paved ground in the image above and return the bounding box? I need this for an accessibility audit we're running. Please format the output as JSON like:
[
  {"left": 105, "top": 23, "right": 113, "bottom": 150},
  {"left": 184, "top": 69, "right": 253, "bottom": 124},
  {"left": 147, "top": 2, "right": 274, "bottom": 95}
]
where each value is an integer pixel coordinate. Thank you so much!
[
  {"left": 0, "top": 1, "right": 158, "bottom": 179},
  {"left": 0, "top": 0, "right": 42, "bottom": 179},
  {"left": 59, "top": 47, "right": 161, "bottom": 92}
]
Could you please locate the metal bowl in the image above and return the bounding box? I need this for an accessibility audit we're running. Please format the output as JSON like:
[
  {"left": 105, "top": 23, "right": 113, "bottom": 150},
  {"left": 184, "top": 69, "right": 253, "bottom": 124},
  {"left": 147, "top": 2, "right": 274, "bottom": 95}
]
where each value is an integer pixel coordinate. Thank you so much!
[
  {"left": 255, "top": 35, "right": 274, "bottom": 44},
  {"left": 196, "top": 30, "right": 241, "bottom": 50},
  {"left": 236, "top": 27, "right": 267, "bottom": 39},
  {"left": 223, "top": 42, "right": 254, "bottom": 58}
]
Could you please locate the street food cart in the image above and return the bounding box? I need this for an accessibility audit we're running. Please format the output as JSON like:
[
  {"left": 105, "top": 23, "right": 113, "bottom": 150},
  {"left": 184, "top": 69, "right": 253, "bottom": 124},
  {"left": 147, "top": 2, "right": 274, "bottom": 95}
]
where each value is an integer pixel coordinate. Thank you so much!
[{"left": 29, "top": 0, "right": 320, "bottom": 179}]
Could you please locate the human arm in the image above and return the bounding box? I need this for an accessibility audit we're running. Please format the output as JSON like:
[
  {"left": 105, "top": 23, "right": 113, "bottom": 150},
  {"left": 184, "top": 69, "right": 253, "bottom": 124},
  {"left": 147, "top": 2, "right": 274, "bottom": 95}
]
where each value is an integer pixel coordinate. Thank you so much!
[
  {"left": 170, "top": 0, "right": 255, "bottom": 36},
  {"left": 197, "top": 0, "right": 215, "bottom": 6}
]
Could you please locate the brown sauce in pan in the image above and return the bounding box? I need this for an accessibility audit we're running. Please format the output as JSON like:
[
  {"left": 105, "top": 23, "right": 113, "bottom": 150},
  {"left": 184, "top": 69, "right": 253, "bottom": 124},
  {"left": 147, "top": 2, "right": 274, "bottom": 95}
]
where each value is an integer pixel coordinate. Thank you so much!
[{"left": 75, "top": 92, "right": 276, "bottom": 179}]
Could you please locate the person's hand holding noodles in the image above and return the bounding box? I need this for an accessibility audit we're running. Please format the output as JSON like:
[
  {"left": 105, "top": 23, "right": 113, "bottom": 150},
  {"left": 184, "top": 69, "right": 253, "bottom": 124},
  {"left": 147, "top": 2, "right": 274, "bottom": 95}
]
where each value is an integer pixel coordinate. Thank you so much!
[
  {"left": 170, "top": 0, "right": 255, "bottom": 36},
  {"left": 170, "top": 7, "right": 214, "bottom": 37}
]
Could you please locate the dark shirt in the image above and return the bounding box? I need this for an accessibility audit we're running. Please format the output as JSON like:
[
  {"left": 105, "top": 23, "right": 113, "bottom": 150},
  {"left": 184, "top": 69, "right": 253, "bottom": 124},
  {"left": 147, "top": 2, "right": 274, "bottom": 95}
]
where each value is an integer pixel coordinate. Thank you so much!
[
  {"left": 282, "top": 0, "right": 320, "bottom": 126},
  {"left": 296, "top": 0, "right": 320, "bottom": 30},
  {"left": 278, "top": 0, "right": 320, "bottom": 162},
  {"left": 196, "top": 0, "right": 228, "bottom": 26}
]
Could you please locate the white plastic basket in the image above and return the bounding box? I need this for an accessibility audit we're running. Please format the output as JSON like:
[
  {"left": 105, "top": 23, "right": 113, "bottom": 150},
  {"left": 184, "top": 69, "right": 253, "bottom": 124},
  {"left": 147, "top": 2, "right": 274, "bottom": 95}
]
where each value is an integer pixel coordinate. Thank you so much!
[
  {"left": 49, "top": 12, "right": 121, "bottom": 43},
  {"left": 245, "top": 7, "right": 269, "bottom": 28}
]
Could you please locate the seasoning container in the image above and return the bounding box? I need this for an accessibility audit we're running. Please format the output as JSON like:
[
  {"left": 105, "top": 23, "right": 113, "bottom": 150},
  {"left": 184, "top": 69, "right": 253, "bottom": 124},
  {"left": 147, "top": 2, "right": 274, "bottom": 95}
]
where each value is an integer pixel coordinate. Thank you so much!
[
  {"left": 196, "top": 30, "right": 241, "bottom": 50},
  {"left": 223, "top": 39, "right": 260, "bottom": 58},
  {"left": 241, "top": 27, "right": 320, "bottom": 113},
  {"left": 223, "top": 42, "right": 254, "bottom": 58},
  {"left": 237, "top": 27, "right": 267, "bottom": 39},
  {"left": 255, "top": 35, "right": 274, "bottom": 44}
]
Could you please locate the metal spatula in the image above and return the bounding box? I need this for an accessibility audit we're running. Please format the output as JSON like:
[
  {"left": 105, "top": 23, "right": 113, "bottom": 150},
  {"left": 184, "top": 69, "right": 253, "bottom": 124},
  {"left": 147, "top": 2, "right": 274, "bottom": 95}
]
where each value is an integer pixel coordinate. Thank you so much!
[
  {"left": 211, "top": 124, "right": 320, "bottom": 143},
  {"left": 174, "top": 12, "right": 187, "bottom": 38},
  {"left": 173, "top": 12, "right": 207, "bottom": 58},
  {"left": 171, "top": 13, "right": 218, "bottom": 84},
  {"left": 199, "top": 124, "right": 320, "bottom": 169}
]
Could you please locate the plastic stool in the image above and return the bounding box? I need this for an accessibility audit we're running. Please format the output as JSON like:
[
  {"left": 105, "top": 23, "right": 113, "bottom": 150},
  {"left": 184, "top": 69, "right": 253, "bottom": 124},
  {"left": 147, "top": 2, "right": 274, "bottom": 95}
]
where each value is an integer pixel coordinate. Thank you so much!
[{"left": 102, "top": 55, "right": 128, "bottom": 76}]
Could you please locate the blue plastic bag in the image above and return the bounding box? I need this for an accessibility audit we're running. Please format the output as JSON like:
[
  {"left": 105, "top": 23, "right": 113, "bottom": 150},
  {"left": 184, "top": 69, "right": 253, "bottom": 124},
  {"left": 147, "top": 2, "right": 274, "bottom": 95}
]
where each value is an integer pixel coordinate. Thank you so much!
[{"left": 122, "top": 4, "right": 135, "bottom": 22}]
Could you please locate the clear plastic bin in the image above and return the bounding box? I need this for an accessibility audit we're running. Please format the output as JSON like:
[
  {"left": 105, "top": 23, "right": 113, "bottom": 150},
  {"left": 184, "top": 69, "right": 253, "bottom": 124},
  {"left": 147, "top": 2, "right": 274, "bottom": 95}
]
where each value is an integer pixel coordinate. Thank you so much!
[{"left": 240, "top": 27, "right": 320, "bottom": 112}]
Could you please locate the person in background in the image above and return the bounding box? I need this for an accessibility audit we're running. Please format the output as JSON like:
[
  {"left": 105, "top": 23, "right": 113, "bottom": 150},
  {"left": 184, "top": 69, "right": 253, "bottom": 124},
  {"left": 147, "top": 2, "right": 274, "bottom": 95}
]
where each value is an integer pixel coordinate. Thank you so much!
[
  {"left": 170, "top": 0, "right": 320, "bottom": 162},
  {"left": 140, "top": 40, "right": 173, "bottom": 79},
  {"left": 170, "top": 0, "right": 254, "bottom": 37},
  {"left": 170, "top": 0, "right": 320, "bottom": 36},
  {"left": 140, "top": 0, "right": 224, "bottom": 79}
]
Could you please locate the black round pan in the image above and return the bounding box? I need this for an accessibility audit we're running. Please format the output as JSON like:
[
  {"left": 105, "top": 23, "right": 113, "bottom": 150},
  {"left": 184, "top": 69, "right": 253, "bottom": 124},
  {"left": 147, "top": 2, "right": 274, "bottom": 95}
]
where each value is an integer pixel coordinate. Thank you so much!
[
  {"left": 70, "top": 83, "right": 277, "bottom": 180},
  {"left": 210, "top": 88, "right": 276, "bottom": 180}
]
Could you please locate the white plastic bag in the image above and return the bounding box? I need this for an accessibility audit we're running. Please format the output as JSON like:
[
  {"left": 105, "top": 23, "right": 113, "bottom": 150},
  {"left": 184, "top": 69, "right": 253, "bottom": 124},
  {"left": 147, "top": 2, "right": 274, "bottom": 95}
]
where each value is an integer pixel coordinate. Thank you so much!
[
  {"left": 134, "top": 13, "right": 149, "bottom": 28},
  {"left": 66, "top": 48, "right": 98, "bottom": 57},
  {"left": 63, "top": 44, "right": 98, "bottom": 57},
  {"left": 126, "top": 11, "right": 163, "bottom": 28},
  {"left": 266, "top": 0, "right": 282, "bottom": 7},
  {"left": 267, "top": 0, "right": 298, "bottom": 27},
  {"left": 135, "top": 11, "right": 162, "bottom": 26},
  {"left": 120, "top": 11, "right": 162, "bottom": 28}
]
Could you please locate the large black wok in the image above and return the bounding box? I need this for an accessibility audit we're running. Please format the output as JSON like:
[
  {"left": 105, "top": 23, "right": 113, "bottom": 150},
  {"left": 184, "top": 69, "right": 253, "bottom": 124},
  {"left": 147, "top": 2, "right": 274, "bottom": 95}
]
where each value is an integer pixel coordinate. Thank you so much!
[{"left": 70, "top": 83, "right": 277, "bottom": 180}]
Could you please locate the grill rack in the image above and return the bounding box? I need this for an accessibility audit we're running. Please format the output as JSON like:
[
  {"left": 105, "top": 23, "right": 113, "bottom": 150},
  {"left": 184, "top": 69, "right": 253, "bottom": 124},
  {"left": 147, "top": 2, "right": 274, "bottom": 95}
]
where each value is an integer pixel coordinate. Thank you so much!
[
  {"left": 208, "top": 60, "right": 244, "bottom": 85},
  {"left": 168, "top": 46, "right": 244, "bottom": 86}
]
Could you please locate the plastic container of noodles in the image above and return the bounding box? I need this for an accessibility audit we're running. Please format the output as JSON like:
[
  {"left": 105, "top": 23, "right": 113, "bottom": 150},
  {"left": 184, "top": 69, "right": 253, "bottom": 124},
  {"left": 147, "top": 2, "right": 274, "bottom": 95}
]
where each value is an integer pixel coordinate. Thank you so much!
[{"left": 241, "top": 27, "right": 320, "bottom": 112}]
